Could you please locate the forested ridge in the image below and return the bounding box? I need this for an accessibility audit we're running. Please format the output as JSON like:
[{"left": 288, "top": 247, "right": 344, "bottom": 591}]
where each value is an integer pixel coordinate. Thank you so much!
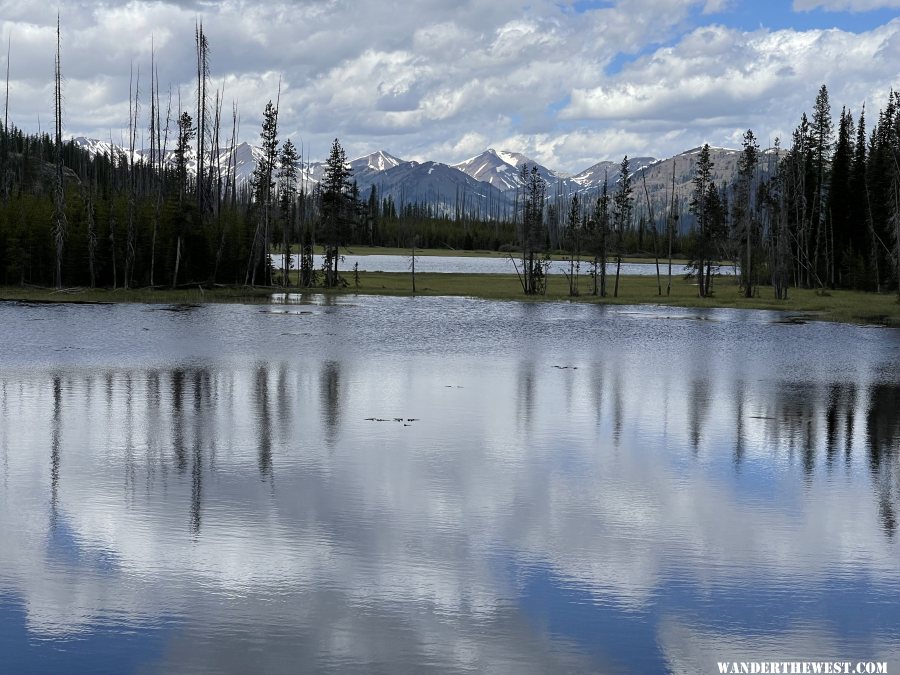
[{"left": 0, "top": 23, "right": 898, "bottom": 299}]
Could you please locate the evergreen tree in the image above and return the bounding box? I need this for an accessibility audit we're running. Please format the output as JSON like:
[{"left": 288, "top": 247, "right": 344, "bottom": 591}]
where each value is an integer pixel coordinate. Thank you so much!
[
  {"left": 172, "top": 111, "right": 195, "bottom": 289},
  {"left": 612, "top": 155, "right": 633, "bottom": 297},
  {"left": 734, "top": 130, "right": 759, "bottom": 298},
  {"left": 277, "top": 138, "right": 298, "bottom": 287},
  {"left": 810, "top": 85, "right": 833, "bottom": 282},
  {"left": 518, "top": 164, "right": 546, "bottom": 295},
  {"left": 591, "top": 175, "right": 611, "bottom": 297},
  {"left": 565, "top": 192, "right": 581, "bottom": 296},
  {"left": 828, "top": 107, "right": 854, "bottom": 287},
  {"left": 689, "top": 144, "right": 714, "bottom": 297},
  {"left": 320, "top": 138, "right": 352, "bottom": 287},
  {"left": 247, "top": 100, "right": 279, "bottom": 286}
]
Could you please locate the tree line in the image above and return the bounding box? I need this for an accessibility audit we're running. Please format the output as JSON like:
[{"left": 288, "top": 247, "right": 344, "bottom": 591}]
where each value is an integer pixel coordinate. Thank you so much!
[
  {"left": 521, "top": 84, "right": 900, "bottom": 299},
  {"left": 0, "top": 20, "right": 896, "bottom": 298}
]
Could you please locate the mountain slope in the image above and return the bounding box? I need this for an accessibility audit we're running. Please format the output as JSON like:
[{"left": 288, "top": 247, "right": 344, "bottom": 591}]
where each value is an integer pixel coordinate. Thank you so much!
[
  {"left": 354, "top": 160, "right": 511, "bottom": 215},
  {"left": 453, "top": 148, "right": 581, "bottom": 196}
]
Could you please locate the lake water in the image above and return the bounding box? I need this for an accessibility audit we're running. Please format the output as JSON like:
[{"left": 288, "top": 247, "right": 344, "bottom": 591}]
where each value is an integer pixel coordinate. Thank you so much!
[
  {"left": 1, "top": 295, "right": 898, "bottom": 673},
  {"left": 268, "top": 253, "right": 737, "bottom": 276}
]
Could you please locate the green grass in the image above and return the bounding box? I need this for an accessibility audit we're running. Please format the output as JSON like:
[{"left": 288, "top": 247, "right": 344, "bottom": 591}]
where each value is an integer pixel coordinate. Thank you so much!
[
  {"left": 0, "top": 285, "right": 275, "bottom": 305},
  {"left": 3, "top": 273, "right": 899, "bottom": 326}
]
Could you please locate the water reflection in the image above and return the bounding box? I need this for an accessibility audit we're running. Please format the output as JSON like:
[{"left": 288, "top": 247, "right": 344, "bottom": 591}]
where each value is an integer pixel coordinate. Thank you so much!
[
  {"left": 319, "top": 360, "right": 341, "bottom": 448},
  {"left": 50, "top": 375, "right": 61, "bottom": 519},
  {"left": 256, "top": 364, "right": 273, "bottom": 481},
  {"left": 868, "top": 384, "right": 900, "bottom": 538},
  {"left": 0, "top": 299, "right": 898, "bottom": 673}
]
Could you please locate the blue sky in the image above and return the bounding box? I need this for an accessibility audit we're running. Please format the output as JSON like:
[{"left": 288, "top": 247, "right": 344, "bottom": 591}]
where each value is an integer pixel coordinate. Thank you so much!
[{"left": 1, "top": 0, "right": 899, "bottom": 170}]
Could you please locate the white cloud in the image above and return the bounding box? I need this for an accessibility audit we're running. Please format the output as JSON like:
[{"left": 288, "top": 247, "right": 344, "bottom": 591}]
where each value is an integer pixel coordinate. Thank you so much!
[
  {"left": 794, "top": 0, "right": 900, "bottom": 10},
  {"left": 0, "top": 1, "right": 898, "bottom": 172},
  {"left": 560, "top": 21, "right": 900, "bottom": 163}
]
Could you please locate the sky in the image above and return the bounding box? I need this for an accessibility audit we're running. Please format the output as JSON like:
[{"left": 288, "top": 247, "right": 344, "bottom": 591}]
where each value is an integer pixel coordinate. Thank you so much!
[{"left": 1, "top": 0, "right": 899, "bottom": 173}]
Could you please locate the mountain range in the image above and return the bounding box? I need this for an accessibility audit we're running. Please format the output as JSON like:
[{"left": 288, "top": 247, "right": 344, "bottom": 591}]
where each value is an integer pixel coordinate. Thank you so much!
[{"left": 72, "top": 137, "right": 774, "bottom": 219}]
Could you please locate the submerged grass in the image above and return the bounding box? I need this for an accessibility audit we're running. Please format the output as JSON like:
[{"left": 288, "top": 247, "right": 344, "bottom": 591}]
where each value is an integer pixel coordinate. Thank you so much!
[
  {"left": 3, "top": 272, "right": 899, "bottom": 326},
  {"left": 341, "top": 272, "right": 900, "bottom": 325}
]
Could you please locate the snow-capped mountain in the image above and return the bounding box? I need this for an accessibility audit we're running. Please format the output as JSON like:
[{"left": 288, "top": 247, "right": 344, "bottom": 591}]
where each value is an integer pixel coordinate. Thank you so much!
[
  {"left": 73, "top": 136, "right": 324, "bottom": 187},
  {"left": 350, "top": 150, "right": 404, "bottom": 173},
  {"left": 452, "top": 148, "right": 529, "bottom": 192},
  {"left": 452, "top": 148, "right": 580, "bottom": 195},
  {"left": 352, "top": 160, "right": 509, "bottom": 214},
  {"left": 72, "top": 136, "right": 130, "bottom": 160},
  {"left": 69, "top": 135, "right": 777, "bottom": 219},
  {"left": 572, "top": 156, "right": 657, "bottom": 190}
]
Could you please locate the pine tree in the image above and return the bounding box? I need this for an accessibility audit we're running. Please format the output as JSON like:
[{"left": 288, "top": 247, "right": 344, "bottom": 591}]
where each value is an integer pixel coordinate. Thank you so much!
[
  {"left": 591, "top": 174, "right": 611, "bottom": 297},
  {"left": 517, "top": 164, "right": 546, "bottom": 295},
  {"left": 566, "top": 192, "right": 580, "bottom": 296},
  {"left": 689, "top": 144, "right": 714, "bottom": 297},
  {"left": 612, "top": 156, "right": 633, "bottom": 297},
  {"left": 734, "top": 130, "right": 759, "bottom": 298},
  {"left": 828, "top": 107, "right": 854, "bottom": 287},
  {"left": 246, "top": 100, "right": 279, "bottom": 286},
  {"left": 171, "top": 111, "right": 195, "bottom": 289},
  {"left": 277, "top": 139, "right": 298, "bottom": 288},
  {"left": 320, "top": 138, "right": 352, "bottom": 288},
  {"left": 811, "top": 85, "right": 833, "bottom": 283}
]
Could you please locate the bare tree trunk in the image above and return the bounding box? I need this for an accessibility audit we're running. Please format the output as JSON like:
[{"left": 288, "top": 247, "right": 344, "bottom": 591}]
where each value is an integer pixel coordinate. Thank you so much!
[
  {"left": 4, "top": 34, "right": 9, "bottom": 133},
  {"left": 125, "top": 63, "right": 138, "bottom": 289},
  {"left": 641, "top": 167, "right": 661, "bottom": 295},
  {"left": 173, "top": 236, "right": 182, "bottom": 290},
  {"left": 599, "top": 235, "right": 607, "bottom": 298},
  {"left": 614, "top": 255, "right": 621, "bottom": 297},
  {"left": 86, "top": 191, "right": 96, "bottom": 287},
  {"left": 110, "top": 216, "right": 118, "bottom": 290},
  {"left": 411, "top": 237, "right": 416, "bottom": 293},
  {"left": 667, "top": 174, "right": 676, "bottom": 297},
  {"left": 51, "top": 16, "right": 67, "bottom": 289}
]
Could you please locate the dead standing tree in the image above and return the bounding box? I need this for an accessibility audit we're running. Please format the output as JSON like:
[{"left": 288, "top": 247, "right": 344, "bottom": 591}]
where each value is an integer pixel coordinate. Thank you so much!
[
  {"left": 51, "top": 16, "right": 67, "bottom": 289},
  {"left": 124, "top": 63, "right": 139, "bottom": 289}
]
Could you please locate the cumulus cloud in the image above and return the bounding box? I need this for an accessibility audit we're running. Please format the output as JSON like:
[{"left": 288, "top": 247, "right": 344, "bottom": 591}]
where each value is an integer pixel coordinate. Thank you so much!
[
  {"left": 562, "top": 20, "right": 900, "bottom": 159},
  {"left": 0, "top": 0, "right": 897, "bottom": 172},
  {"left": 794, "top": 0, "right": 900, "bottom": 10}
]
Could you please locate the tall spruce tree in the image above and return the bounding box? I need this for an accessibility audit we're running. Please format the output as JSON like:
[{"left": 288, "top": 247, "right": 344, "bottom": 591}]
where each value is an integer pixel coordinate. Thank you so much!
[
  {"left": 247, "top": 100, "right": 279, "bottom": 286},
  {"left": 277, "top": 139, "right": 299, "bottom": 288},
  {"left": 734, "top": 130, "right": 759, "bottom": 298},
  {"left": 612, "top": 156, "right": 633, "bottom": 297},
  {"left": 172, "top": 111, "right": 195, "bottom": 289},
  {"left": 811, "top": 85, "right": 833, "bottom": 283},
  {"left": 320, "top": 138, "right": 352, "bottom": 288},
  {"left": 828, "top": 107, "right": 854, "bottom": 287},
  {"left": 689, "top": 144, "right": 714, "bottom": 297}
]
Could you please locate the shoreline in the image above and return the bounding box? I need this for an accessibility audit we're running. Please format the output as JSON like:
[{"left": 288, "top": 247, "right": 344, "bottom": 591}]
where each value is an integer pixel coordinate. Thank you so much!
[{"left": 2, "top": 273, "right": 899, "bottom": 327}]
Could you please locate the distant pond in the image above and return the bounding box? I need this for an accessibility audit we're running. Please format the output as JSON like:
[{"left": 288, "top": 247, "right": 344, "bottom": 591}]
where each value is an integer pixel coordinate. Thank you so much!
[
  {"left": 0, "top": 295, "right": 898, "bottom": 673},
  {"left": 270, "top": 252, "right": 738, "bottom": 276}
]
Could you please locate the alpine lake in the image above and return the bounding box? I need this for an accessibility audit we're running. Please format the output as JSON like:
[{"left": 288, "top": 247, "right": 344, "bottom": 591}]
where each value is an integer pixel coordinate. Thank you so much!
[{"left": 1, "top": 291, "right": 899, "bottom": 673}]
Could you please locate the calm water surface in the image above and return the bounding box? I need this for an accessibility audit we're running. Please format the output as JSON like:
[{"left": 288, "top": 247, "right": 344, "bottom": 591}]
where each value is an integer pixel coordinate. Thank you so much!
[{"left": 0, "top": 296, "right": 898, "bottom": 673}]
